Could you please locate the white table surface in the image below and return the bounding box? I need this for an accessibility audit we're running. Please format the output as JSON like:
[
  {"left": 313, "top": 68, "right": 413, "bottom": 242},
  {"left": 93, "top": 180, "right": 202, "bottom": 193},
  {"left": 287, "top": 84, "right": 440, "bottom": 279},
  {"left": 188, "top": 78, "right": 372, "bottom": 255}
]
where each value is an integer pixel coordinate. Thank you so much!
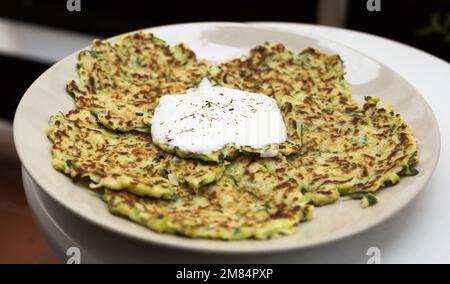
[{"left": 24, "top": 22, "right": 450, "bottom": 264}]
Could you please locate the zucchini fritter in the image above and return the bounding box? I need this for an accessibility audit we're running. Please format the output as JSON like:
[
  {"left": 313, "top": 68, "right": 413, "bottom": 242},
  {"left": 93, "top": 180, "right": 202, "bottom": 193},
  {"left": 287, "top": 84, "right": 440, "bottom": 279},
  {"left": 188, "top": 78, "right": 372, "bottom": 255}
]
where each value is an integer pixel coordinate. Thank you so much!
[
  {"left": 67, "top": 32, "right": 208, "bottom": 132},
  {"left": 209, "top": 45, "right": 350, "bottom": 156},
  {"left": 104, "top": 156, "right": 313, "bottom": 240},
  {"left": 210, "top": 43, "right": 418, "bottom": 207},
  {"left": 47, "top": 109, "right": 224, "bottom": 198}
]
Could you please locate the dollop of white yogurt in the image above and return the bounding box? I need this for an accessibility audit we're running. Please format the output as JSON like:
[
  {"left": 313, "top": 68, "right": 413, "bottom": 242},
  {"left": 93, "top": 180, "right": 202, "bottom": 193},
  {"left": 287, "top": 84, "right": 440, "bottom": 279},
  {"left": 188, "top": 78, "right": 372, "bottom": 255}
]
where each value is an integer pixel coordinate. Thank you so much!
[{"left": 151, "top": 78, "right": 287, "bottom": 154}]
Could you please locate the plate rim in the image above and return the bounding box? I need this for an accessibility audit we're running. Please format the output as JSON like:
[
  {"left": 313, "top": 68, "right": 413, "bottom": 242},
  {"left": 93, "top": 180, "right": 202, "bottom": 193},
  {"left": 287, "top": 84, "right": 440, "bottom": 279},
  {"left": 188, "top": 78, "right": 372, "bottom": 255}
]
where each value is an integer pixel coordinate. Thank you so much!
[{"left": 13, "top": 21, "right": 441, "bottom": 254}]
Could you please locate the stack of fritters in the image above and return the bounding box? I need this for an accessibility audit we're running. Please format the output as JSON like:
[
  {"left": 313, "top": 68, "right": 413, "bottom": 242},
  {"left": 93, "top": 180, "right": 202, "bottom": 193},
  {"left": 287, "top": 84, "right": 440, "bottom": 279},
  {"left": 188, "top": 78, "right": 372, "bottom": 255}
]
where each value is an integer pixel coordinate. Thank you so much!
[{"left": 47, "top": 33, "right": 417, "bottom": 240}]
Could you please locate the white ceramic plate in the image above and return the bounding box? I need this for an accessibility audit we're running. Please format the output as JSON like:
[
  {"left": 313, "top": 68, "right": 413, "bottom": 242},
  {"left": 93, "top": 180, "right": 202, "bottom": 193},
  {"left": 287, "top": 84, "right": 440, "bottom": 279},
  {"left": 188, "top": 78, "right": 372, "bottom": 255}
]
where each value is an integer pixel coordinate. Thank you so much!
[{"left": 14, "top": 22, "right": 440, "bottom": 254}]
